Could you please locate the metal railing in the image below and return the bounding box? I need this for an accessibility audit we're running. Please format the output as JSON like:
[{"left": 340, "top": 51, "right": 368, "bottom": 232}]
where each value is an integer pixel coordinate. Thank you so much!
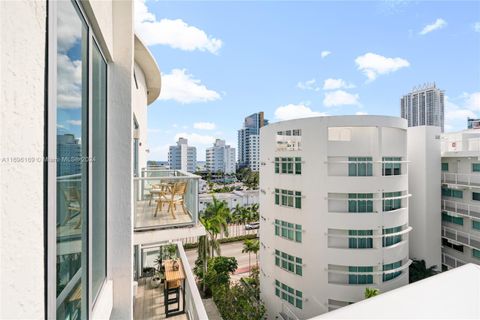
[
  {"left": 134, "top": 169, "right": 200, "bottom": 231},
  {"left": 442, "top": 226, "right": 480, "bottom": 250},
  {"left": 441, "top": 172, "right": 480, "bottom": 188},
  {"left": 442, "top": 252, "right": 467, "bottom": 269},
  {"left": 442, "top": 199, "right": 480, "bottom": 220}
]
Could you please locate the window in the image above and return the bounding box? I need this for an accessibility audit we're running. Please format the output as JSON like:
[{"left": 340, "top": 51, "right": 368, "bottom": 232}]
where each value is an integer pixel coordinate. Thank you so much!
[
  {"left": 442, "top": 187, "right": 463, "bottom": 199},
  {"left": 348, "top": 193, "right": 373, "bottom": 213},
  {"left": 473, "top": 249, "right": 480, "bottom": 260},
  {"left": 275, "top": 250, "right": 303, "bottom": 276},
  {"left": 348, "top": 230, "right": 373, "bottom": 248},
  {"left": 383, "top": 226, "right": 402, "bottom": 247},
  {"left": 442, "top": 238, "right": 464, "bottom": 252},
  {"left": 275, "top": 280, "right": 303, "bottom": 309},
  {"left": 53, "top": 1, "right": 108, "bottom": 317},
  {"left": 473, "top": 192, "right": 480, "bottom": 201},
  {"left": 348, "top": 266, "right": 373, "bottom": 284},
  {"left": 472, "top": 220, "right": 480, "bottom": 231},
  {"left": 472, "top": 163, "right": 480, "bottom": 172},
  {"left": 348, "top": 157, "right": 373, "bottom": 176},
  {"left": 274, "top": 157, "right": 302, "bottom": 175},
  {"left": 383, "top": 192, "right": 402, "bottom": 211},
  {"left": 442, "top": 212, "right": 464, "bottom": 225},
  {"left": 383, "top": 261, "right": 402, "bottom": 281},
  {"left": 441, "top": 163, "right": 449, "bottom": 172},
  {"left": 275, "top": 188, "right": 302, "bottom": 208},
  {"left": 276, "top": 130, "right": 302, "bottom": 151},
  {"left": 274, "top": 219, "right": 302, "bottom": 242},
  {"left": 383, "top": 157, "right": 402, "bottom": 176}
]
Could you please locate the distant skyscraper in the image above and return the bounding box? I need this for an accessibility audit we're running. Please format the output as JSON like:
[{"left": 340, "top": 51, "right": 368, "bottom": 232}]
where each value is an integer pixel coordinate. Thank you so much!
[
  {"left": 468, "top": 118, "right": 480, "bottom": 129},
  {"left": 238, "top": 112, "right": 268, "bottom": 171},
  {"left": 168, "top": 138, "right": 197, "bottom": 172},
  {"left": 57, "top": 133, "right": 81, "bottom": 176},
  {"left": 206, "top": 139, "right": 236, "bottom": 174},
  {"left": 400, "top": 83, "right": 445, "bottom": 132}
]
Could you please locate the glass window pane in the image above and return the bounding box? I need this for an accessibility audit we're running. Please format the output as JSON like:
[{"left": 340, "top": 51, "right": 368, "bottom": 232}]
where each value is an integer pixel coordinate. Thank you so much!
[
  {"left": 92, "top": 42, "right": 107, "bottom": 298},
  {"left": 56, "top": 1, "right": 87, "bottom": 318}
]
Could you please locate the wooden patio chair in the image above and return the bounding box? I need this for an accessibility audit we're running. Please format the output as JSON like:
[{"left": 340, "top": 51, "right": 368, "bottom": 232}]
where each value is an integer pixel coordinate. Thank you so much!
[
  {"left": 62, "top": 186, "right": 81, "bottom": 229},
  {"left": 154, "top": 183, "right": 173, "bottom": 217},
  {"left": 166, "top": 181, "right": 188, "bottom": 219}
]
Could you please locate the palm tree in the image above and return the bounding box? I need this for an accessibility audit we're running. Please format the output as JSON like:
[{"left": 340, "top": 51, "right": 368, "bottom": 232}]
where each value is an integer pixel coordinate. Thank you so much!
[
  {"left": 409, "top": 259, "right": 438, "bottom": 283},
  {"left": 242, "top": 239, "right": 260, "bottom": 271},
  {"left": 232, "top": 203, "right": 243, "bottom": 236},
  {"left": 364, "top": 287, "right": 379, "bottom": 299},
  {"left": 197, "top": 234, "right": 211, "bottom": 292},
  {"left": 201, "top": 196, "right": 230, "bottom": 256}
]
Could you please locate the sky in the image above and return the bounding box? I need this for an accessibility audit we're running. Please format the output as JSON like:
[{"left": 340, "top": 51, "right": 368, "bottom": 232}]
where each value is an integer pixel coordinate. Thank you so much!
[{"left": 135, "top": 0, "right": 480, "bottom": 161}]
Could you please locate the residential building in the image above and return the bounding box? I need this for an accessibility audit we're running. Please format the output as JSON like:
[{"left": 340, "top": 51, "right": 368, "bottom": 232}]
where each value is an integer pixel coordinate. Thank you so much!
[
  {"left": 440, "top": 129, "right": 480, "bottom": 270},
  {"left": 314, "top": 263, "right": 480, "bottom": 319},
  {"left": 259, "top": 116, "right": 411, "bottom": 319},
  {"left": 0, "top": 1, "right": 206, "bottom": 319},
  {"left": 199, "top": 190, "right": 259, "bottom": 212},
  {"left": 206, "top": 139, "right": 236, "bottom": 174},
  {"left": 407, "top": 126, "right": 442, "bottom": 270},
  {"left": 57, "top": 133, "right": 82, "bottom": 176},
  {"left": 238, "top": 111, "right": 268, "bottom": 171},
  {"left": 400, "top": 83, "right": 445, "bottom": 132},
  {"left": 168, "top": 138, "right": 197, "bottom": 173}
]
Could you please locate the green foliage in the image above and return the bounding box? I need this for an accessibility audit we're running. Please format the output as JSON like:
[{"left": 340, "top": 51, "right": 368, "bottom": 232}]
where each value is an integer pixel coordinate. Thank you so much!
[
  {"left": 364, "top": 287, "right": 380, "bottom": 299},
  {"left": 236, "top": 167, "right": 259, "bottom": 189},
  {"left": 409, "top": 259, "right": 438, "bottom": 283},
  {"left": 204, "top": 256, "right": 238, "bottom": 289},
  {"left": 242, "top": 239, "right": 260, "bottom": 269},
  {"left": 184, "top": 234, "right": 258, "bottom": 250},
  {"left": 213, "top": 281, "right": 265, "bottom": 320}
]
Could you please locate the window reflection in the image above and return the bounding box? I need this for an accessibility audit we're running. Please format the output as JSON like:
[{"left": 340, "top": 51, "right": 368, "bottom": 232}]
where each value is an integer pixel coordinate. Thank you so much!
[{"left": 56, "top": 0, "right": 87, "bottom": 318}]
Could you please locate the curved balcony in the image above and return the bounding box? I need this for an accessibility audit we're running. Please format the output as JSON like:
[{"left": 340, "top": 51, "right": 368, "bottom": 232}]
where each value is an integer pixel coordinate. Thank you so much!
[
  {"left": 326, "top": 208, "right": 408, "bottom": 230},
  {"left": 326, "top": 175, "right": 407, "bottom": 193}
]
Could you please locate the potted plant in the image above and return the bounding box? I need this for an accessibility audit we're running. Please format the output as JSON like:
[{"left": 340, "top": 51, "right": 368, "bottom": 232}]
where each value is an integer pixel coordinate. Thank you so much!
[
  {"left": 165, "top": 244, "right": 177, "bottom": 260},
  {"left": 151, "top": 271, "right": 162, "bottom": 288}
]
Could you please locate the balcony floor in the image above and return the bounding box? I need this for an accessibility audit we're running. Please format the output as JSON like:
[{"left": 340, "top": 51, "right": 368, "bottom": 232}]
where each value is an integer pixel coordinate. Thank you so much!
[
  {"left": 134, "top": 278, "right": 187, "bottom": 320},
  {"left": 135, "top": 200, "right": 193, "bottom": 230}
]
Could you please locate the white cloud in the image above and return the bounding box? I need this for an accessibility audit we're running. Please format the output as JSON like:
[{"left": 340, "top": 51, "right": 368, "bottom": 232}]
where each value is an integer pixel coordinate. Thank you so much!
[
  {"left": 474, "top": 22, "right": 480, "bottom": 32},
  {"left": 323, "top": 78, "right": 355, "bottom": 90},
  {"left": 57, "top": 54, "right": 82, "bottom": 109},
  {"left": 419, "top": 18, "right": 447, "bottom": 35},
  {"left": 355, "top": 53, "right": 410, "bottom": 81},
  {"left": 323, "top": 90, "right": 360, "bottom": 107},
  {"left": 355, "top": 111, "right": 368, "bottom": 115},
  {"left": 445, "top": 93, "right": 480, "bottom": 131},
  {"left": 159, "top": 69, "right": 221, "bottom": 104},
  {"left": 135, "top": 0, "right": 222, "bottom": 54},
  {"left": 66, "top": 120, "right": 81, "bottom": 126},
  {"left": 321, "top": 51, "right": 331, "bottom": 58},
  {"left": 174, "top": 132, "right": 216, "bottom": 145},
  {"left": 297, "top": 79, "right": 320, "bottom": 91},
  {"left": 274, "top": 104, "right": 327, "bottom": 121},
  {"left": 194, "top": 122, "right": 216, "bottom": 130}
]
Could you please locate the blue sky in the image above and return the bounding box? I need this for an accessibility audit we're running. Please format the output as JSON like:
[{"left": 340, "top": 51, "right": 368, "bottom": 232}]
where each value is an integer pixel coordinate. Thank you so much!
[{"left": 135, "top": 0, "right": 480, "bottom": 161}]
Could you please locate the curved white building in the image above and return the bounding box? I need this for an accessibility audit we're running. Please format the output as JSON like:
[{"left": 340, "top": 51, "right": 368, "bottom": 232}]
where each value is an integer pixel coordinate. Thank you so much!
[{"left": 259, "top": 116, "right": 411, "bottom": 319}]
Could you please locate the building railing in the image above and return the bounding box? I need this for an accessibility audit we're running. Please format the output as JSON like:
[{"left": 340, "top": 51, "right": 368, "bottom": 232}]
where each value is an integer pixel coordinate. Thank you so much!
[
  {"left": 442, "top": 226, "right": 480, "bottom": 250},
  {"left": 441, "top": 172, "right": 480, "bottom": 188},
  {"left": 279, "top": 302, "right": 300, "bottom": 320},
  {"left": 442, "top": 252, "right": 467, "bottom": 269},
  {"left": 134, "top": 169, "right": 200, "bottom": 231},
  {"left": 442, "top": 199, "right": 480, "bottom": 220}
]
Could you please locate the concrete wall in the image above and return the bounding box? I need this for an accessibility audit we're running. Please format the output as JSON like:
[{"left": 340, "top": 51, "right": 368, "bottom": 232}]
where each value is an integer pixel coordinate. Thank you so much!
[
  {"left": 133, "top": 62, "right": 149, "bottom": 172},
  {"left": 407, "top": 126, "right": 442, "bottom": 270},
  {"left": 0, "top": 1, "right": 47, "bottom": 318}
]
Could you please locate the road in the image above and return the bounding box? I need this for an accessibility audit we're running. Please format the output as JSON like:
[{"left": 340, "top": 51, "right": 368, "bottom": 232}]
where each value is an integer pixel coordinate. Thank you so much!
[{"left": 185, "top": 240, "right": 257, "bottom": 278}]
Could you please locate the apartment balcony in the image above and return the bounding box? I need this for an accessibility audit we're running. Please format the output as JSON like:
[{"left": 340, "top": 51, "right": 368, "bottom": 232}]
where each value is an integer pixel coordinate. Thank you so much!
[
  {"left": 442, "top": 199, "right": 480, "bottom": 220},
  {"left": 442, "top": 252, "right": 467, "bottom": 270},
  {"left": 442, "top": 226, "right": 480, "bottom": 250},
  {"left": 442, "top": 172, "right": 480, "bottom": 189},
  {"left": 134, "top": 242, "right": 207, "bottom": 320},
  {"left": 134, "top": 170, "right": 200, "bottom": 231}
]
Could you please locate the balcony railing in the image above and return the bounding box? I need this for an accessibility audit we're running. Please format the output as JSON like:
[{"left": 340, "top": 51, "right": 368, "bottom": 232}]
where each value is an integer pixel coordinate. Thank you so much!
[
  {"left": 134, "top": 170, "right": 200, "bottom": 231},
  {"left": 442, "top": 252, "right": 467, "bottom": 269},
  {"left": 442, "top": 226, "right": 480, "bottom": 250},
  {"left": 442, "top": 199, "right": 480, "bottom": 220},
  {"left": 441, "top": 172, "right": 480, "bottom": 188},
  {"left": 134, "top": 242, "right": 207, "bottom": 320}
]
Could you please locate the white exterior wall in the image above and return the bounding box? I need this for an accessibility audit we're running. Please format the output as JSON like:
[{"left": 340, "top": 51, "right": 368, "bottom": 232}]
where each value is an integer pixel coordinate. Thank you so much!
[
  {"left": 249, "top": 134, "right": 260, "bottom": 171},
  {"left": 133, "top": 62, "right": 149, "bottom": 172},
  {"left": 259, "top": 116, "right": 410, "bottom": 319},
  {"left": 407, "top": 126, "right": 442, "bottom": 270},
  {"left": 206, "top": 140, "right": 236, "bottom": 174},
  {"left": 441, "top": 130, "right": 480, "bottom": 270},
  {"left": 0, "top": 1, "right": 47, "bottom": 317}
]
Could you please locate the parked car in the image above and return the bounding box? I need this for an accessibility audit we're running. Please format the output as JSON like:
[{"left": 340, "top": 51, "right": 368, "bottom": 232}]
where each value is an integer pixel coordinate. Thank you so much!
[{"left": 245, "top": 222, "right": 260, "bottom": 230}]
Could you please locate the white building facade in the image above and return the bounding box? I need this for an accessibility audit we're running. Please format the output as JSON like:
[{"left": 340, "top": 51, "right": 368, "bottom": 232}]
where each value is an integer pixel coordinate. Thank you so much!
[
  {"left": 168, "top": 138, "right": 197, "bottom": 173},
  {"left": 400, "top": 83, "right": 445, "bottom": 132},
  {"left": 440, "top": 129, "right": 480, "bottom": 270},
  {"left": 206, "top": 139, "right": 236, "bottom": 174},
  {"left": 259, "top": 116, "right": 411, "bottom": 319},
  {"left": 238, "top": 112, "right": 267, "bottom": 171},
  {"left": 199, "top": 190, "right": 259, "bottom": 212}
]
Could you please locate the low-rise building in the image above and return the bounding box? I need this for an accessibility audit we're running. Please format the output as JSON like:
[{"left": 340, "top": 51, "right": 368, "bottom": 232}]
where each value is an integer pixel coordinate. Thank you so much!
[
  {"left": 206, "top": 139, "right": 236, "bottom": 174},
  {"left": 199, "top": 190, "right": 259, "bottom": 212}
]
